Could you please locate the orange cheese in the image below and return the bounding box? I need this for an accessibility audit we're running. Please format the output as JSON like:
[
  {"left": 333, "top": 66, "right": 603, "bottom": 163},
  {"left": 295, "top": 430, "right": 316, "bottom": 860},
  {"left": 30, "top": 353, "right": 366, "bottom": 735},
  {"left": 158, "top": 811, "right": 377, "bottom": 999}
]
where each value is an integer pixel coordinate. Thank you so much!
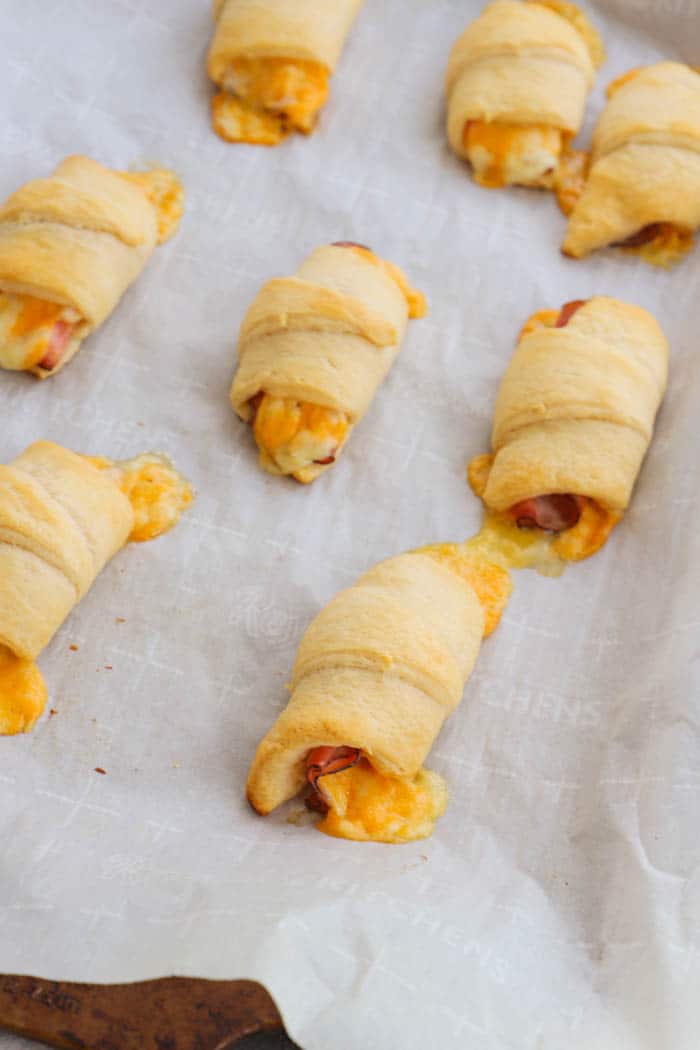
[
  {"left": 317, "top": 758, "right": 447, "bottom": 843},
  {"left": 86, "top": 453, "right": 193, "bottom": 543},
  {"left": 420, "top": 541, "right": 512, "bottom": 637},
  {"left": 551, "top": 500, "right": 620, "bottom": 560},
  {"left": 9, "top": 296, "right": 63, "bottom": 339},
  {"left": 0, "top": 292, "right": 82, "bottom": 371},
  {"left": 119, "top": 169, "right": 184, "bottom": 244},
  {"left": 252, "top": 395, "right": 350, "bottom": 481},
  {"left": 212, "top": 58, "right": 329, "bottom": 145},
  {"left": 212, "top": 92, "right": 290, "bottom": 146},
  {"left": 467, "top": 453, "right": 620, "bottom": 565},
  {"left": 0, "top": 645, "right": 47, "bottom": 736},
  {"left": 463, "top": 122, "right": 563, "bottom": 189},
  {"left": 621, "top": 225, "right": 694, "bottom": 269}
]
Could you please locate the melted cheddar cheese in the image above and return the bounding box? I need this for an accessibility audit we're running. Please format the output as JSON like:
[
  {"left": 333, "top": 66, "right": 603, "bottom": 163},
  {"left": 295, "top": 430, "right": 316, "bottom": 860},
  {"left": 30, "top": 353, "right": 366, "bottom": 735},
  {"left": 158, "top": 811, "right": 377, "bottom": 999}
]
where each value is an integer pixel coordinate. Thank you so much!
[
  {"left": 316, "top": 758, "right": 448, "bottom": 843},
  {"left": 419, "top": 542, "right": 512, "bottom": 637},
  {"left": 620, "top": 225, "right": 694, "bottom": 269},
  {"left": 119, "top": 169, "right": 184, "bottom": 244},
  {"left": 213, "top": 58, "right": 329, "bottom": 145},
  {"left": 340, "top": 245, "right": 428, "bottom": 319},
  {"left": 0, "top": 645, "right": 48, "bottom": 736},
  {"left": 0, "top": 293, "right": 82, "bottom": 371},
  {"left": 252, "top": 395, "right": 350, "bottom": 482},
  {"left": 87, "top": 453, "right": 194, "bottom": 543},
  {"left": 467, "top": 453, "right": 620, "bottom": 566},
  {"left": 463, "top": 122, "right": 564, "bottom": 189}
]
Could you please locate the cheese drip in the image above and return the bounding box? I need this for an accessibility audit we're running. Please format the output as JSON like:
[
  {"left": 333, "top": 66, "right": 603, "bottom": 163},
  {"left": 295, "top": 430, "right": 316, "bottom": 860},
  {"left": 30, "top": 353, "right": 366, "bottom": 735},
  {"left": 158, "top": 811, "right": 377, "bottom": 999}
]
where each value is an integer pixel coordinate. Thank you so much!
[
  {"left": 119, "top": 168, "right": 184, "bottom": 244},
  {"left": 316, "top": 759, "right": 448, "bottom": 844},
  {"left": 0, "top": 292, "right": 83, "bottom": 372},
  {"left": 0, "top": 646, "right": 48, "bottom": 735},
  {"left": 463, "top": 122, "right": 565, "bottom": 189},
  {"left": 252, "top": 396, "right": 350, "bottom": 482},
  {"left": 212, "top": 58, "right": 329, "bottom": 145},
  {"left": 467, "top": 453, "right": 620, "bottom": 567},
  {"left": 87, "top": 453, "right": 194, "bottom": 543}
]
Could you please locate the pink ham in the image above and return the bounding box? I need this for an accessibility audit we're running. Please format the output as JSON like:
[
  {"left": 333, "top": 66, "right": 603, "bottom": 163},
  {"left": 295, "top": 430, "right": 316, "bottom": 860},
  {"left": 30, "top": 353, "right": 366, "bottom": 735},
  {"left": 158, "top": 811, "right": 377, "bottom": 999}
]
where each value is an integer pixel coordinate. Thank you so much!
[
  {"left": 331, "top": 241, "right": 371, "bottom": 251},
  {"left": 306, "top": 745, "right": 361, "bottom": 811},
  {"left": 510, "top": 494, "right": 584, "bottom": 532},
  {"left": 37, "top": 320, "right": 75, "bottom": 372},
  {"left": 556, "top": 299, "right": 586, "bottom": 327}
]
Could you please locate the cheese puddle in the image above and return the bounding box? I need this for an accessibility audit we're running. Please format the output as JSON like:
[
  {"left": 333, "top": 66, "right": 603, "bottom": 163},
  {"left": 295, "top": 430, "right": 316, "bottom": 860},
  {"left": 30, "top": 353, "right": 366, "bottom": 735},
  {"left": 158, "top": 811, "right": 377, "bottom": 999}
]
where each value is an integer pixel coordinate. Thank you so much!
[
  {"left": 316, "top": 759, "right": 447, "bottom": 844},
  {"left": 87, "top": 452, "right": 193, "bottom": 543},
  {"left": 0, "top": 645, "right": 47, "bottom": 735}
]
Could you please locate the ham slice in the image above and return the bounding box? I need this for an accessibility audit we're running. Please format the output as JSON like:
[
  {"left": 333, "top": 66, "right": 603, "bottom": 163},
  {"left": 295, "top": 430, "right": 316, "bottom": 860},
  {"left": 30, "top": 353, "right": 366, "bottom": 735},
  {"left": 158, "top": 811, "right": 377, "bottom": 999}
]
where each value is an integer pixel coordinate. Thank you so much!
[
  {"left": 556, "top": 300, "right": 586, "bottom": 327},
  {"left": 613, "top": 223, "right": 667, "bottom": 248},
  {"left": 510, "top": 494, "right": 584, "bottom": 532},
  {"left": 331, "top": 241, "right": 371, "bottom": 251},
  {"left": 306, "top": 745, "right": 361, "bottom": 811},
  {"left": 37, "top": 320, "right": 75, "bottom": 372}
]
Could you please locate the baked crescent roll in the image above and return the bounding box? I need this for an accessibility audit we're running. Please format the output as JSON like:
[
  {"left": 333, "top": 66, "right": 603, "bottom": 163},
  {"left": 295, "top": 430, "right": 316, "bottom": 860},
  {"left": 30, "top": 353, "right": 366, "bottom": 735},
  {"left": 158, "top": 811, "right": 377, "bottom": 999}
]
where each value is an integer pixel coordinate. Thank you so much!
[
  {"left": 207, "top": 0, "right": 364, "bottom": 145},
  {"left": 247, "top": 545, "right": 511, "bottom": 843},
  {"left": 0, "top": 441, "right": 192, "bottom": 736},
  {"left": 446, "top": 0, "right": 603, "bottom": 189},
  {"left": 562, "top": 63, "right": 700, "bottom": 267},
  {"left": 230, "top": 243, "right": 426, "bottom": 483},
  {"left": 468, "top": 297, "right": 668, "bottom": 561},
  {"left": 0, "top": 156, "right": 184, "bottom": 377}
]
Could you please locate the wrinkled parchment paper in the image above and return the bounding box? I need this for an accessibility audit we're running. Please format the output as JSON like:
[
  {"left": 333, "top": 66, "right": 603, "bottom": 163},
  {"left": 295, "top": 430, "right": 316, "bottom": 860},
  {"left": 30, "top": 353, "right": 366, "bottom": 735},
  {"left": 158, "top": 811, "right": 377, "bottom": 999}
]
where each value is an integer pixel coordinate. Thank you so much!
[{"left": 1, "top": 2, "right": 699, "bottom": 1048}]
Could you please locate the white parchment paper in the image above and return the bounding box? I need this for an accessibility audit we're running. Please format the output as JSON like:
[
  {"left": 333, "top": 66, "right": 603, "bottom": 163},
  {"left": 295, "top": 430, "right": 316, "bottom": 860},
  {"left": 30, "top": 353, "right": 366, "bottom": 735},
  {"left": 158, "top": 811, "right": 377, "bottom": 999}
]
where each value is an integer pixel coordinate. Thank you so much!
[{"left": 1, "top": 2, "right": 699, "bottom": 1048}]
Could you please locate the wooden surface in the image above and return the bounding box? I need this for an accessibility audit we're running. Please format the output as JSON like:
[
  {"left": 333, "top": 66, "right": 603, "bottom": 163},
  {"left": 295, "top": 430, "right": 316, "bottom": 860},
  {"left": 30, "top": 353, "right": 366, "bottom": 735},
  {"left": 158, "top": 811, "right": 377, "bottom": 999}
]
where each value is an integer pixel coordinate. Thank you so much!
[{"left": 0, "top": 975, "right": 297, "bottom": 1050}]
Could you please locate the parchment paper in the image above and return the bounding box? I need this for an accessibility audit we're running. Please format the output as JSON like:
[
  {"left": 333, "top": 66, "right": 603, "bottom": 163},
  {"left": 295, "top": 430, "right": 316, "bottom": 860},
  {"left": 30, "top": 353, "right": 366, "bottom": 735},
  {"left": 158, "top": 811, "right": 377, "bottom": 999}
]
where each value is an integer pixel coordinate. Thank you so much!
[{"left": 1, "top": 2, "right": 699, "bottom": 1048}]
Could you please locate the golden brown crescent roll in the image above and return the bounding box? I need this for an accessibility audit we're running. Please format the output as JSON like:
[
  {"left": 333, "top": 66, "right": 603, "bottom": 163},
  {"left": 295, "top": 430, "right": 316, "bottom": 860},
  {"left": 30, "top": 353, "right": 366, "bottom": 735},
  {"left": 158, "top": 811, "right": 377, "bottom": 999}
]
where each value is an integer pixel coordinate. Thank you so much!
[
  {"left": 246, "top": 547, "right": 496, "bottom": 843},
  {"left": 207, "top": 0, "right": 364, "bottom": 145},
  {"left": 0, "top": 441, "right": 192, "bottom": 736},
  {"left": 468, "top": 297, "right": 669, "bottom": 561},
  {"left": 446, "top": 0, "right": 603, "bottom": 189},
  {"left": 562, "top": 63, "right": 700, "bottom": 267},
  {"left": 230, "top": 243, "right": 426, "bottom": 483},
  {"left": 0, "top": 156, "right": 184, "bottom": 377}
]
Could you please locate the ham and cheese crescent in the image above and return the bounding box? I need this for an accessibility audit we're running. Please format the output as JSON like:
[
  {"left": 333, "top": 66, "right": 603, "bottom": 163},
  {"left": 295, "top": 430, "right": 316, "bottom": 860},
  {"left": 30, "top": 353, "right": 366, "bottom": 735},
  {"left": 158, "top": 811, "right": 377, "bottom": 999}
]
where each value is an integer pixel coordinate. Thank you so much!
[
  {"left": 446, "top": 0, "right": 603, "bottom": 190},
  {"left": 247, "top": 546, "right": 503, "bottom": 843},
  {"left": 230, "top": 243, "right": 426, "bottom": 483},
  {"left": 468, "top": 297, "right": 669, "bottom": 561},
  {"left": 562, "top": 63, "right": 700, "bottom": 267},
  {"left": 0, "top": 156, "right": 183, "bottom": 377},
  {"left": 207, "top": 0, "right": 364, "bottom": 145},
  {"left": 0, "top": 441, "right": 192, "bottom": 736}
]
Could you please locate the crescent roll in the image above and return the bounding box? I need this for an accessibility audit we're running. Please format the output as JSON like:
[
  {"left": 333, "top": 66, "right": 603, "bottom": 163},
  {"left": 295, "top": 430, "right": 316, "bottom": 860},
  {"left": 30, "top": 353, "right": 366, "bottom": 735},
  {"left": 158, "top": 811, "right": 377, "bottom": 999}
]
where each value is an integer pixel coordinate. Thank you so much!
[
  {"left": 230, "top": 243, "right": 426, "bottom": 483},
  {"left": 446, "top": 0, "right": 603, "bottom": 189},
  {"left": 468, "top": 297, "right": 669, "bottom": 561},
  {"left": 0, "top": 441, "right": 192, "bottom": 736},
  {"left": 247, "top": 545, "right": 513, "bottom": 843},
  {"left": 562, "top": 63, "right": 700, "bottom": 267},
  {"left": 0, "top": 156, "right": 183, "bottom": 377},
  {"left": 207, "top": 0, "right": 364, "bottom": 145}
]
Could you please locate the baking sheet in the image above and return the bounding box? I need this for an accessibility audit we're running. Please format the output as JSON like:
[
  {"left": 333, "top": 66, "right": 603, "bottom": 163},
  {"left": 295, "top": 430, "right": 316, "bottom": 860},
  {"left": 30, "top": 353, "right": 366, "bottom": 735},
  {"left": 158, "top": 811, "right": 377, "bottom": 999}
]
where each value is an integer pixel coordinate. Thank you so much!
[{"left": 1, "top": 2, "right": 699, "bottom": 1048}]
